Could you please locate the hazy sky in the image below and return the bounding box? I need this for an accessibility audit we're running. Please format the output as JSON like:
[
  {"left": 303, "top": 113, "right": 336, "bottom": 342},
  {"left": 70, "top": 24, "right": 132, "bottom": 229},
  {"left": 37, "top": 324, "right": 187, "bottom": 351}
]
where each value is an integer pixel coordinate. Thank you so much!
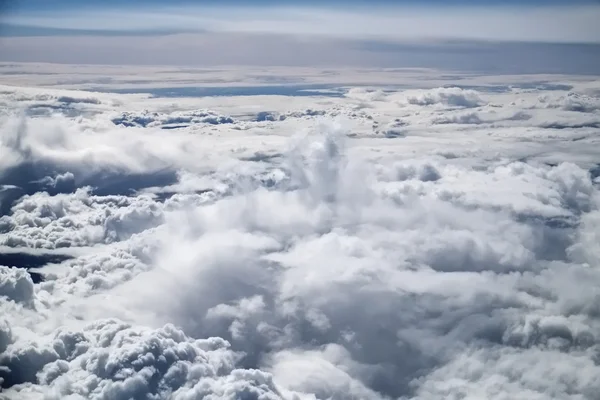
[{"left": 1, "top": 1, "right": 599, "bottom": 71}]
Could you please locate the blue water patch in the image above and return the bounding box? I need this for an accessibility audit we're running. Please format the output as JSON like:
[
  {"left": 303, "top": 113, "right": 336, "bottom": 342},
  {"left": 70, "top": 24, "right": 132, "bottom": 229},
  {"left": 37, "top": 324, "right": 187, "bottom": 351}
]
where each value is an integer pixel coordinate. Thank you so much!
[{"left": 95, "top": 85, "right": 347, "bottom": 98}]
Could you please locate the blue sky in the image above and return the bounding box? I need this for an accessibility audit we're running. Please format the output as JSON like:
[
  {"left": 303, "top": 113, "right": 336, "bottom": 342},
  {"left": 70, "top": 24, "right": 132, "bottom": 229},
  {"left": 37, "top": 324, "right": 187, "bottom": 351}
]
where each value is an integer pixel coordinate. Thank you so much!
[
  {"left": 6, "top": 0, "right": 598, "bottom": 8},
  {"left": 3, "top": 1, "right": 599, "bottom": 43},
  {"left": 5, "top": 0, "right": 599, "bottom": 17},
  {"left": 1, "top": 0, "right": 599, "bottom": 70}
]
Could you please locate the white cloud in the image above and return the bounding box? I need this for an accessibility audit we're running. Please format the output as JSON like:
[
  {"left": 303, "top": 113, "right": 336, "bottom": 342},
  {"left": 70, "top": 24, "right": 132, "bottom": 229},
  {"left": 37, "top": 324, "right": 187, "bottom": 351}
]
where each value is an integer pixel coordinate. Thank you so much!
[
  {"left": 0, "top": 267, "right": 35, "bottom": 307},
  {"left": 537, "top": 92, "right": 600, "bottom": 113},
  {"left": 413, "top": 346, "right": 600, "bottom": 400},
  {"left": 267, "top": 345, "right": 386, "bottom": 400},
  {"left": 1, "top": 319, "right": 287, "bottom": 400},
  {"left": 111, "top": 109, "right": 235, "bottom": 129},
  {"left": 399, "top": 87, "right": 485, "bottom": 108},
  {"left": 1, "top": 70, "right": 600, "bottom": 399},
  {"left": 0, "top": 189, "right": 164, "bottom": 249}
]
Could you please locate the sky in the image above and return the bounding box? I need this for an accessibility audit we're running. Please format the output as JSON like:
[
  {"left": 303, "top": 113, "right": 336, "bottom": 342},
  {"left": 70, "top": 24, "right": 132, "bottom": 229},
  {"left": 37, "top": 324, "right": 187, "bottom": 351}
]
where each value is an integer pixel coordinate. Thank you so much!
[
  {"left": 0, "top": 0, "right": 599, "bottom": 70},
  {"left": 1, "top": 3, "right": 600, "bottom": 400},
  {"left": 3, "top": 0, "right": 600, "bottom": 42}
]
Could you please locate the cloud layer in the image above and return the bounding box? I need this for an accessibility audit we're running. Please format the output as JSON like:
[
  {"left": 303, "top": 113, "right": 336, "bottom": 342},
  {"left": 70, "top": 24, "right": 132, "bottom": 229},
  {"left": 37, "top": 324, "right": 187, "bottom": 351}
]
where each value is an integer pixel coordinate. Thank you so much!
[{"left": 1, "top": 68, "right": 600, "bottom": 399}]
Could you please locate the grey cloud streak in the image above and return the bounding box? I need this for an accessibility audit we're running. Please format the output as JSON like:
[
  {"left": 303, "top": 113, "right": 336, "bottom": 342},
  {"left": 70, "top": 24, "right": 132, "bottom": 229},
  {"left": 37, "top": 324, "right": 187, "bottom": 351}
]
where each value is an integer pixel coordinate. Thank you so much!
[{"left": 2, "top": 34, "right": 600, "bottom": 74}]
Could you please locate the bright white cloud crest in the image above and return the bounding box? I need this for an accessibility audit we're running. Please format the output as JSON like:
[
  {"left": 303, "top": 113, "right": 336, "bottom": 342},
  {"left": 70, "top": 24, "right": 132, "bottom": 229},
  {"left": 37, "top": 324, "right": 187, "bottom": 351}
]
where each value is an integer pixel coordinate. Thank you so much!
[{"left": 0, "top": 66, "right": 600, "bottom": 399}]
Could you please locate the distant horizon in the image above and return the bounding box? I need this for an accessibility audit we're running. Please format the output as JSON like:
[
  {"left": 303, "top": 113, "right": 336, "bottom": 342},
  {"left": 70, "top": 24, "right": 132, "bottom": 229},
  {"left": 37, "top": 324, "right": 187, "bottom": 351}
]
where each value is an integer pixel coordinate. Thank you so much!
[
  {"left": 1, "top": 1, "right": 599, "bottom": 72},
  {"left": 1, "top": 36, "right": 598, "bottom": 75}
]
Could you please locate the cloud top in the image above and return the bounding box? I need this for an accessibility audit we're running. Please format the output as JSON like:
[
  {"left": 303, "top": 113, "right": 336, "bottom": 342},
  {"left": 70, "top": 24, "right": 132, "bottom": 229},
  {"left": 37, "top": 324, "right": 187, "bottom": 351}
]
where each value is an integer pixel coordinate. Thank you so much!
[{"left": 1, "top": 71, "right": 600, "bottom": 399}]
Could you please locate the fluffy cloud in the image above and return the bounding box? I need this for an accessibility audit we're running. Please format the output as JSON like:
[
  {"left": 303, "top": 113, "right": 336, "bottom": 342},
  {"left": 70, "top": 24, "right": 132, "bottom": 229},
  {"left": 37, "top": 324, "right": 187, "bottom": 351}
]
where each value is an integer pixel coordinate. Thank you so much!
[
  {"left": 0, "top": 267, "right": 35, "bottom": 307},
  {"left": 0, "top": 188, "right": 164, "bottom": 249},
  {"left": 1, "top": 74, "right": 600, "bottom": 400},
  {"left": 398, "top": 87, "right": 485, "bottom": 108},
  {"left": 1, "top": 319, "right": 286, "bottom": 400},
  {"left": 111, "top": 110, "right": 235, "bottom": 129},
  {"left": 538, "top": 92, "right": 600, "bottom": 113},
  {"left": 85, "top": 130, "right": 598, "bottom": 399},
  {"left": 413, "top": 346, "right": 600, "bottom": 400}
]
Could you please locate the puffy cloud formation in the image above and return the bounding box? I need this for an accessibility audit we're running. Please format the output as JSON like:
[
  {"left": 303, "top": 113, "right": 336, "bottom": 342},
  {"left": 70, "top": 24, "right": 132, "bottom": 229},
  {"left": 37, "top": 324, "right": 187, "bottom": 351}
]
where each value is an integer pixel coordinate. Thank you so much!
[
  {"left": 112, "top": 110, "right": 235, "bottom": 129},
  {"left": 0, "top": 267, "right": 35, "bottom": 307},
  {"left": 538, "top": 92, "right": 600, "bottom": 113},
  {"left": 1, "top": 318, "right": 285, "bottom": 399},
  {"left": 399, "top": 87, "right": 485, "bottom": 108},
  {"left": 1, "top": 71, "right": 600, "bottom": 399},
  {"left": 0, "top": 189, "right": 163, "bottom": 249}
]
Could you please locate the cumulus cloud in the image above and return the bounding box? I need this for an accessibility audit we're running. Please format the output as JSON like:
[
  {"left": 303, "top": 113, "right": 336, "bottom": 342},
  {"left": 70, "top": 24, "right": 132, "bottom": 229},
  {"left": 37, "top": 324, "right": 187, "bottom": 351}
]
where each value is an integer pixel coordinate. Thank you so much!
[
  {"left": 111, "top": 109, "right": 235, "bottom": 129},
  {"left": 34, "top": 171, "right": 76, "bottom": 192},
  {"left": 82, "top": 130, "right": 599, "bottom": 399},
  {"left": 399, "top": 87, "right": 485, "bottom": 108},
  {"left": 344, "top": 87, "right": 387, "bottom": 103},
  {"left": 432, "top": 111, "right": 484, "bottom": 125},
  {"left": 1, "top": 319, "right": 287, "bottom": 399},
  {"left": 0, "top": 267, "right": 35, "bottom": 307},
  {"left": 0, "top": 188, "right": 164, "bottom": 249},
  {"left": 1, "top": 74, "right": 600, "bottom": 400},
  {"left": 538, "top": 92, "right": 600, "bottom": 113}
]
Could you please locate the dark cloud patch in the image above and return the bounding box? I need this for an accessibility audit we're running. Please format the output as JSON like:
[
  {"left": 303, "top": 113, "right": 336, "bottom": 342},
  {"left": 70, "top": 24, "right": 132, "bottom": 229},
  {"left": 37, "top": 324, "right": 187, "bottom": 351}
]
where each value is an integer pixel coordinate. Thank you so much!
[
  {"left": 255, "top": 111, "right": 278, "bottom": 122},
  {"left": 540, "top": 121, "right": 600, "bottom": 130},
  {"left": 89, "top": 169, "right": 179, "bottom": 197},
  {"left": 590, "top": 164, "right": 600, "bottom": 181},
  {"left": 240, "top": 152, "right": 283, "bottom": 163},
  {"left": 0, "top": 162, "right": 179, "bottom": 210},
  {"left": 0, "top": 252, "right": 73, "bottom": 283}
]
